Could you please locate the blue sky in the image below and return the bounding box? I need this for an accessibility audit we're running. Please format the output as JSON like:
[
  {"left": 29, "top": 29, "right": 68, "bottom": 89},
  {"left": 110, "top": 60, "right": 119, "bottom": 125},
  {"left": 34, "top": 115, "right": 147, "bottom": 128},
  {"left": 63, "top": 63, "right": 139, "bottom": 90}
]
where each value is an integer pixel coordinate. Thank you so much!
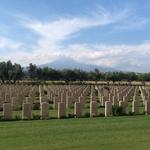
[{"left": 0, "top": 0, "right": 150, "bottom": 72}]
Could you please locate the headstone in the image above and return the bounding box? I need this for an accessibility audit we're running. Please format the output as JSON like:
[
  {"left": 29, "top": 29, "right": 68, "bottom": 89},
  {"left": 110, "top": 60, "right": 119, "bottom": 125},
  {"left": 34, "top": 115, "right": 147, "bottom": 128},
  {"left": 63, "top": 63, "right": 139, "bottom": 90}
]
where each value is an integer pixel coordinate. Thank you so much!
[
  {"left": 132, "top": 100, "right": 139, "bottom": 114},
  {"left": 5, "top": 95, "right": 11, "bottom": 103},
  {"left": 90, "top": 101, "right": 97, "bottom": 117},
  {"left": 11, "top": 97, "right": 17, "bottom": 109},
  {"left": 53, "top": 96, "right": 58, "bottom": 109},
  {"left": 3, "top": 103, "right": 12, "bottom": 119},
  {"left": 40, "top": 102, "right": 49, "bottom": 119},
  {"left": 119, "top": 101, "right": 126, "bottom": 114},
  {"left": 101, "top": 96, "right": 105, "bottom": 106},
  {"left": 22, "top": 103, "right": 32, "bottom": 119},
  {"left": 58, "top": 102, "right": 66, "bottom": 119},
  {"left": 105, "top": 101, "right": 112, "bottom": 117},
  {"left": 74, "top": 102, "right": 81, "bottom": 118},
  {"left": 66, "top": 96, "right": 72, "bottom": 108},
  {"left": 145, "top": 100, "right": 150, "bottom": 115},
  {"left": 79, "top": 96, "right": 85, "bottom": 108},
  {"left": 112, "top": 96, "right": 117, "bottom": 106}
]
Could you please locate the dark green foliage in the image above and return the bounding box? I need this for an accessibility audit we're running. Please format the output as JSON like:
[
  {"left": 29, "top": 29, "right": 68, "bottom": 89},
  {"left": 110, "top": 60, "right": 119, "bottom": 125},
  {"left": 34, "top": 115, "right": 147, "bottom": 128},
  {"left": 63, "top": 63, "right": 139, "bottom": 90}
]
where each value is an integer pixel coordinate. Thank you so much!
[
  {"left": 98, "top": 113, "right": 105, "bottom": 117},
  {"left": 70, "top": 105, "right": 74, "bottom": 109},
  {"left": 35, "top": 91, "right": 39, "bottom": 97},
  {"left": 24, "top": 65, "right": 150, "bottom": 82},
  {"left": 14, "top": 115, "right": 21, "bottom": 120},
  {"left": 128, "top": 111, "right": 135, "bottom": 116},
  {"left": 83, "top": 112, "right": 90, "bottom": 118},
  {"left": 32, "top": 114, "right": 41, "bottom": 120},
  {"left": 14, "top": 106, "right": 22, "bottom": 111},
  {"left": 0, "top": 61, "right": 23, "bottom": 84},
  {"left": 112, "top": 106, "right": 124, "bottom": 116},
  {"left": 68, "top": 113, "right": 75, "bottom": 118},
  {"left": 85, "top": 105, "right": 90, "bottom": 109},
  {"left": 48, "top": 101, "right": 53, "bottom": 104},
  {"left": 49, "top": 105, "right": 53, "bottom": 109},
  {"left": 1, "top": 60, "right": 150, "bottom": 83},
  {"left": 33, "top": 102, "right": 40, "bottom": 110}
]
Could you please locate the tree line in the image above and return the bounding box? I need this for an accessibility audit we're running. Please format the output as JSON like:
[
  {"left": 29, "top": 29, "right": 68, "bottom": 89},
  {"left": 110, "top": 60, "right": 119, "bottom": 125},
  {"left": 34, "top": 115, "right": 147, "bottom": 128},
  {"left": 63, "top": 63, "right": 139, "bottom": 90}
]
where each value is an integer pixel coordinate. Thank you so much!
[{"left": 0, "top": 61, "right": 150, "bottom": 84}]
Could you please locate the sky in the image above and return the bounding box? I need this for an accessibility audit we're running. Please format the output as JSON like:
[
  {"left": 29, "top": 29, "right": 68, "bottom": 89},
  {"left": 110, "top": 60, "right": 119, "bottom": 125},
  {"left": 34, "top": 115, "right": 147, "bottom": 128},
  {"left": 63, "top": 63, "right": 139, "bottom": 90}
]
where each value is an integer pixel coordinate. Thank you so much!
[{"left": 0, "top": 0, "right": 150, "bottom": 72}]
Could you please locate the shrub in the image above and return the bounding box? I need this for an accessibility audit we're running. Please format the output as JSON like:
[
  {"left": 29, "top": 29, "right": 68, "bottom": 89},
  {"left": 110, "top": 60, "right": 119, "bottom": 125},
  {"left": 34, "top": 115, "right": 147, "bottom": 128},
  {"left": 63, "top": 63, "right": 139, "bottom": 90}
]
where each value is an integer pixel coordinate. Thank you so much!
[
  {"left": 112, "top": 106, "right": 124, "bottom": 116},
  {"left": 35, "top": 91, "right": 39, "bottom": 97},
  {"left": 98, "top": 105, "right": 104, "bottom": 108},
  {"left": 49, "top": 101, "right": 53, "bottom": 104},
  {"left": 49, "top": 105, "right": 53, "bottom": 109},
  {"left": 1, "top": 117, "right": 14, "bottom": 121},
  {"left": 59, "top": 116, "right": 67, "bottom": 119},
  {"left": 0, "top": 116, "right": 3, "bottom": 120},
  {"left": 14, "top": 106, "right": 22, "bottom": 111},
  {"left": 0, "top": 107, "right": 3, "bottom": 111},
  {"left": 84, "top": 112, "right": 90, "bottom": 118},
  {"left": 68, "top": 113, "right": 75, "bottom": 118},
  {"left": 70, "top": 105, "right": 74, "bottom": 109},
  {"left": 91, "top": 113, "right": 97, "bottom": 117},
  {"left": 97, "top": 100, "right": 100, "bottom": 103},
  {"left": 33, "top": 102, "right": 40, "bottom": 110},
  {"left": 85, "top": 105, "right": 90, "bottom": 109},
  {"left": 44, "top": 90, "right": 47, "bottom": 95},
  {"left": 32, "top": 114, "right": 41, "bottom": 120},
  {"left": 86, "top": 100, "right": 90, "bottom": 103},
  {"left": 98, "top": 113, "right": 105, "bottom": 117},
  {"left": 128, "top": 111, "right": 135, "bottom": 116},
  {"left": 14, "top": 115, "right": 21, "bottom": 120}
]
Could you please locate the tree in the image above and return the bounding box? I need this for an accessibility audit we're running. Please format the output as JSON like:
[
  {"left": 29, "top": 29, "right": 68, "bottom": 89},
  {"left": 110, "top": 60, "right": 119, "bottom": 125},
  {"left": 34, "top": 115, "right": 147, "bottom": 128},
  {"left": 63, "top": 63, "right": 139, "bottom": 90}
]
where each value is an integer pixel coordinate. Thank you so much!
[
  {"left": 12, "top": 63, "right": 23, "bottom": 83},
  {"left": 28, "top": 63, "right": 38, "bottom": 80},
  {"left": 0, "top": 61, "right": 23, "bottom": 84},
  {"left": 0, "top": 62, "right": 6, "bottom": 83}
]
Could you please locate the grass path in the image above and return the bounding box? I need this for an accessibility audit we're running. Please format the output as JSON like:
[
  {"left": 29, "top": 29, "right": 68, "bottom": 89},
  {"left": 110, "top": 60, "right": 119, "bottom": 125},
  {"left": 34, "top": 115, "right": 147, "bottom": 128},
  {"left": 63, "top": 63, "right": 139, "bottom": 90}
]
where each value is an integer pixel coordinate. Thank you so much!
[{"left": 0, "top": 116, "right": 150, "bottom": 150}]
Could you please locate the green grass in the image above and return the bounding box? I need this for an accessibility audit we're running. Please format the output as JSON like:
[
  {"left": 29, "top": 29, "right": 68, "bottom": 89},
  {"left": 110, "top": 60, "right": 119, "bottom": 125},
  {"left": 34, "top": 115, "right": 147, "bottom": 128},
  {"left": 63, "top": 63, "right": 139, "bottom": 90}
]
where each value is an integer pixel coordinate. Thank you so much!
[{"left": 0, "top": 116, "right": 150, "bottom": 150}]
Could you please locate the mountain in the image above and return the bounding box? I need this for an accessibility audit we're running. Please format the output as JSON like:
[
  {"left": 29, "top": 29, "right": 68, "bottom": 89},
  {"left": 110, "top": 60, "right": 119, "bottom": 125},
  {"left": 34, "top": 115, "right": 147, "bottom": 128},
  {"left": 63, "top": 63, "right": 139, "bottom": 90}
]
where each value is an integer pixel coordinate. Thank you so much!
[{"left": 39, "top": 57, "right": 118, "bottom": 72}]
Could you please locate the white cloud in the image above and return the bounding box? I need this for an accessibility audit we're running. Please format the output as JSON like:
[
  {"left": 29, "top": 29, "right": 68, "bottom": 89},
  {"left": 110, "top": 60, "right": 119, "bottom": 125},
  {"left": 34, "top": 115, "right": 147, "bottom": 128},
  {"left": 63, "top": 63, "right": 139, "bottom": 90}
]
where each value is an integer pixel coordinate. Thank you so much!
[
  {"left": 0, "top": 5, "right": 150, "bottom": 72},
  {"left": 11, "top": 6, "right": 131, "bottom": 65},
  {"left": 2, "top": 40, "right": 150, "bottom": 72},
  {"left": 66, "top": 43, "right": 150, "bottom": 72},
  {"left": 21, "top": 6, "right": 129, "bottom": 47},
  {"left": 0, "top": 36, "right": 22, "bottom": 49}
]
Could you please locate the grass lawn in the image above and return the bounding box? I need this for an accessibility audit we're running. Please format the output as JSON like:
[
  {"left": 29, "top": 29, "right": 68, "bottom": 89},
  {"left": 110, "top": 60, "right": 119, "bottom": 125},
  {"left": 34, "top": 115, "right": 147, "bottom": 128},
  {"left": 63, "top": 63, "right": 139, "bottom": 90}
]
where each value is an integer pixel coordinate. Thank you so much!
[{"left": 0, "top": 115, "right": 150, "bottom": 150}]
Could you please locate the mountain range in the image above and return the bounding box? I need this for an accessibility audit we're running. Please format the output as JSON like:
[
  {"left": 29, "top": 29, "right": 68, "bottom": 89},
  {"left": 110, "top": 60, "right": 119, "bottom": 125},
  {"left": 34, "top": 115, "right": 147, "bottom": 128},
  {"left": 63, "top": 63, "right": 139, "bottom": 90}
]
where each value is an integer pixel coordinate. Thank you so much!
[{"left": 40, "top": 57, "right": 118, "bottom": 72}]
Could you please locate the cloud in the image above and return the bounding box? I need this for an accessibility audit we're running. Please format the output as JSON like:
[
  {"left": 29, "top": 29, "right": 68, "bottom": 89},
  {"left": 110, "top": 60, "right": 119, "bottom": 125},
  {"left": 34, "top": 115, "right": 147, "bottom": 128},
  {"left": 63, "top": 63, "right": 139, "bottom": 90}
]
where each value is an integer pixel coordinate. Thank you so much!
[
  {"left": 2, "top": 39, "right": 150, "bottom": 72},
  {"left": 64, "top": 42, "right": 150, "bottom": 67},
  {"left": 0, "top": 36, "right": 22, "bottom": 49},
  {"left": 22, "top": 5, "right": 129, "bottom": 45},
  {"left": 0, "top": 5, "right": 150, "bottom": 72},
  {"left": 12, "top": 5, "right": 132, "bottom": 64}
]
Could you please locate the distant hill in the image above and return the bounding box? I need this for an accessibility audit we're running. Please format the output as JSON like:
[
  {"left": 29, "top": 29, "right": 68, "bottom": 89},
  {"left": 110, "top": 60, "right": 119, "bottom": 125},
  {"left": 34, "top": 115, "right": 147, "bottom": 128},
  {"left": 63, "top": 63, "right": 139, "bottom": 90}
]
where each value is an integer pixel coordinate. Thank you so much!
[{"left": 39, "top": 57, "right": 118, "bottom": 72}]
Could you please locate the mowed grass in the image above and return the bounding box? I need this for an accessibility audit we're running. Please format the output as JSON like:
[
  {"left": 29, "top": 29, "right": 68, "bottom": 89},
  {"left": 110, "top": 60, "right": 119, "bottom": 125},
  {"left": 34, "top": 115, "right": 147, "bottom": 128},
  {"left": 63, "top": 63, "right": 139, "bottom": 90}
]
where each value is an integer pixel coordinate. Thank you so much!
[{"left": 0, "top": 116, "right": 150, "bottom": 150}]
